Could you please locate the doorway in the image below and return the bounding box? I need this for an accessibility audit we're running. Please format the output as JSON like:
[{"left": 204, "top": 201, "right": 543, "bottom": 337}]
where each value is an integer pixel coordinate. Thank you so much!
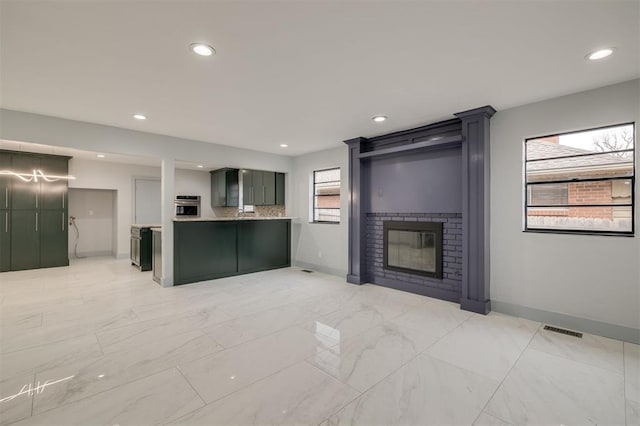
[
  {"left": 133, "top": 177, "right": 161, "bottom": 225},
  {"left": 68, "top": 188, "right": 116, "bottom": 257}
]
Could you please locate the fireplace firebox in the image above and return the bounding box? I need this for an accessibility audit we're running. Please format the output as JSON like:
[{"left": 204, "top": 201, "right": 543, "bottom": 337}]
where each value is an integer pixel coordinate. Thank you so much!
[{"left": 383, "top": 221, "right": 443, "bottom": 279}]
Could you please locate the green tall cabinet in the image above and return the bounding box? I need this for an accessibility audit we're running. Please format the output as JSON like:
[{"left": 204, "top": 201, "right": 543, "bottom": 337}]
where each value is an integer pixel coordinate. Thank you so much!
[
  {"left": 0, "top": 150, "right": 70, "bottom": 272},
  {"left": 0, "top": 153, "right": 10, "bottom": 272}
]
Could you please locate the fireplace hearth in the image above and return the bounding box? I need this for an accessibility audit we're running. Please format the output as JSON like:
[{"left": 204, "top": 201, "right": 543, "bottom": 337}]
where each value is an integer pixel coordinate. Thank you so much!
[{"left": 383, "top": 221, "right": 443, "bottom": 279}]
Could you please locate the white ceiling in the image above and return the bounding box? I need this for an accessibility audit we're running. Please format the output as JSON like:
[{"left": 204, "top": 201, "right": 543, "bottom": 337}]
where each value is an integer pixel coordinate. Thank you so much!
[{"left": 1, "top": 1, "right": 638, "bottom": 157}]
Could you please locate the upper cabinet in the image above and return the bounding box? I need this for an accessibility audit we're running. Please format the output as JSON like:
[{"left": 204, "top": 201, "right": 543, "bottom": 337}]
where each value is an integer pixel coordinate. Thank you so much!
[
  {"left": 10, "top": 154, "right": 40, "bottom": 210},
  {"left": 213, "top": 168, "right": 285, "bottom": 207},
  {"left": 210, "top": 168, "right": 239, "bottom": 207},
  {"left": 242, "top": 169, "right": 279, "bottom": 206},
  {"left": 243, "top": 169, "right": 271, "bottom": 205},
  {"left": 263, "top": 171, "right": 276, "bottom": 205},
  {"left": 40, "top": 157, "right": 69, "bottom": 210},
  {"left": 275, "top": 172, "right": 285, "bottom": 205}
]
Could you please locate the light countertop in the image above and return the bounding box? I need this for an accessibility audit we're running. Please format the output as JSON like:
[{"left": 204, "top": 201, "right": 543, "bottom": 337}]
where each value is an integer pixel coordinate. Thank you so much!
[{"left": 173, "top": 216, "right": 295, "bottom": 222}]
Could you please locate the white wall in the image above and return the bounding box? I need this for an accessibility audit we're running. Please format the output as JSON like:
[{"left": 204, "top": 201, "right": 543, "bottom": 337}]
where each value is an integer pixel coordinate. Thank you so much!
[
  {"left": 69, "top": 158, "right": 219, "bottom": 258},
  {"left": 291, "top": 146, "right": 349, "bottom": 276},
  {"left": 491, "top": 79, "right": 640, "bottom": 333},
  {"left": 68, "top": 188, "right": 115, "bottom": 257},
  {"left": 69, "top": 159, "right": 160, "bottom": 258},
  {"left": 174, "top": 168, "right": 215, "bottom": 218}
]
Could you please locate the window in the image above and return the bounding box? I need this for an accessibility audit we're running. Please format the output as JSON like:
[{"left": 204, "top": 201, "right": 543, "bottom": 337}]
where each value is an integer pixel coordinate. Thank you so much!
[
  {"left": 524, "top": 123, "right": 634, "bottom": 235},
  {"left": 313, "top": 168, "right": 340, "bottom": 223}
]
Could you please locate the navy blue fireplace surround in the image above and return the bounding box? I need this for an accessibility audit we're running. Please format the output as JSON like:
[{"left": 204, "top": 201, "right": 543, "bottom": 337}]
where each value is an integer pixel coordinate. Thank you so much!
[{"left": 344, "top": 106, "right": 495, "bottom": 314}]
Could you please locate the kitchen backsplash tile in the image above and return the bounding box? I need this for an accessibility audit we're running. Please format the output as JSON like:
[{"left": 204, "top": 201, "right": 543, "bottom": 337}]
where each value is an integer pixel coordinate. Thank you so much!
[{"left": 212, "top": 205, "right": 286, "bottom": 218}]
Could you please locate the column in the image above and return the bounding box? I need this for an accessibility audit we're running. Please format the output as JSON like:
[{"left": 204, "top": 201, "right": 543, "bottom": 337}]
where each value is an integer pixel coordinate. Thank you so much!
[
  {"left": 161, "top": 157, "right": 175, "bottom": 287},
  {"left": 343, "top": 137, "right": 368, "bottom": 284},
  {"left": 454, "top": 106, "right": 496, "bottom": 314}
]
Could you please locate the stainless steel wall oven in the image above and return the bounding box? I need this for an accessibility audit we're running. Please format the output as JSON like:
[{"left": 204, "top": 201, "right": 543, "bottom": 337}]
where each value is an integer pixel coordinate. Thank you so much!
[{"left": 175, "top": 195, "right": 201, "bottom": 217}]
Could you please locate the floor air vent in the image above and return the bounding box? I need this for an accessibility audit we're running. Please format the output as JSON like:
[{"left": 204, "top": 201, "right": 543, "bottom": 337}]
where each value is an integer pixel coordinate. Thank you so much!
[
  {"left": 301, "top": 269, "right": 314, "bottom": 273},
  {"left": 543, "top": 325, "right": 583, "bottom": 338}
]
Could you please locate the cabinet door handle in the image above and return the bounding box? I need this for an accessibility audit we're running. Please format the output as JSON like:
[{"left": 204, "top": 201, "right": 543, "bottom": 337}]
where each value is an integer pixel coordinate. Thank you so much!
[
  {"left": 5, "top": 212, "right": 7, "bottom": 233},
  {"left": 62, "top": 193, "right": 65, "bottom": 209},
  {"left": 263, "top": 186, "right": 265, "bottom": 202},
  {"left": 35, "top": 212, "right": 38, "bottom": 232},
  {"left": 4, "top": 188, "right": 7, "bottom": 208},
  {"left": 62, "top": 213, "right": 65, "bottom": 231},
  {"left": 35, "top": 193, "right": 38, "bottom": 209}
]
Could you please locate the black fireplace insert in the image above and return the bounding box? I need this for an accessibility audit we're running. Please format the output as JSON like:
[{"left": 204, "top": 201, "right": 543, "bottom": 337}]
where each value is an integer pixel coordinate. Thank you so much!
[{"left": 383, "top": 220, "right": 443, "bottom": 279}]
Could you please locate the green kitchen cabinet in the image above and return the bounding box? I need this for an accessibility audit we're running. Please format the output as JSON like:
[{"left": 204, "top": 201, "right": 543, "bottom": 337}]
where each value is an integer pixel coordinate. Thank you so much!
[
  {"left": 174, "top": 221, "right": 238, "bottom": 284},
  {"left": 0, "top": 153, "right": 11, "bottom": 209},
  {"left": 210, "top": 168, "right": 239, "bottom": 207},
  {"left": 173, "top": 219, "right": 291, "bottom": 285},
  {"left": 0, "top": 210, "right": 9, "bottom": 272},
  {"left": 10, "top": 210, "right": 39, "bottom": 271},
  {"left": 10, "top": 154, "right": 40, "bottom": 210},
  {"left": 39, "top": 157, "right": 69, "bottom": 210},
  {"left": 262, "top": 171, "right": 276, "bottom": 205},
  {"left": 242, "top": 169, "right": 276, "bottom": 206},
  {"left": 1, "top": 150, "right": 70, "bottom": 272},
  {"left": 39, "top": 210, "right": 69, "bottom": 268},
  {"left": 237, "top": 220, "right": 290, "bottom": 272},
  {"left": 242, "top": 169, "right": 255, "bottom": 205},
  {"left": 275, "top": 172, "right": 285, "bottom": 205}
]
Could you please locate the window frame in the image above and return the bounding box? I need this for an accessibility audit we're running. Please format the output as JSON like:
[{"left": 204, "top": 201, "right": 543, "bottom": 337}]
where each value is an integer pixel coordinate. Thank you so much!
[
  {"left": 523, "top": 122, "right": 635, "bottom": 237},
  {"left": 312, "top": 167, "right": 341, "bottom": 224}
]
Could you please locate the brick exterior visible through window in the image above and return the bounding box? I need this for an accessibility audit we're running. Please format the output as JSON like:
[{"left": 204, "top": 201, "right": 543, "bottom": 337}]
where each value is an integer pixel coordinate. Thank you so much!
[
  {"left": 525, "top": 123, "right": 634, "bottom": 235},
  {"left": 313, "top": 168, "right": 340, "bottom": 223}
]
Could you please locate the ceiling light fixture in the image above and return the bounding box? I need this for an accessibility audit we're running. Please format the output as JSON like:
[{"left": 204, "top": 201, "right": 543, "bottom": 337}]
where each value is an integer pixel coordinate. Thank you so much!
[
  {"left": 133, "top": 114, "right": 147, "bottom": 120},
  {"left": 279, "top": 144, "right": 288, "bottom": 148},
  {"left": 190, "top": 43, "right": 215, "bottom": 57},
  {"left": 372, "top": 115, "right": 387, "bottom": 123},
  {"left": 586, "top": 48, "right": 614, "bottom": 61},
  {"left": 197, "top": 165, "right": 204, "bottom": 168},
  {"left": 96, "top": 154, "right": 105, "bottom": 158}
]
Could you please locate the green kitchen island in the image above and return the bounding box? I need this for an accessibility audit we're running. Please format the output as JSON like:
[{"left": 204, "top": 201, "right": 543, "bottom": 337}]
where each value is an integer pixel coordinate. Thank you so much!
[{"left": 173, "top": 217, "right": 291, "bottom": 285}]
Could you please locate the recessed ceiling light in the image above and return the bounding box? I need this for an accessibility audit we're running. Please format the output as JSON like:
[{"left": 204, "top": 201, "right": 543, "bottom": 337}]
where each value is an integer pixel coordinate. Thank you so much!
[
  {"left": 96, "top": 154, "right": 105, "bottom": 158},
  {"left": 372, "top": 115, "right": 387, "bottom": 122},
  {"left": 197, "top": 164, "right": 204, "bottom": 168},
  {"left": 133, "top": 114, "right": 147, "bottom": 120},
  {"left": 279, "top": 144, "right": 289, "bottom": 148},
  {"left": 586, "top": 48, "right": 614, "bottom": 61},
  {"left": 190, "top": 43, "right": 215, "bottom": 57}
]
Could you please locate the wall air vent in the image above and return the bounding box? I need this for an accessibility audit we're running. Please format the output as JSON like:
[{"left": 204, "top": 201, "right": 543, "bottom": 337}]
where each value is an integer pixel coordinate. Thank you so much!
[{"left": 543, "top": 325, "right": 583, "bottom": 338}]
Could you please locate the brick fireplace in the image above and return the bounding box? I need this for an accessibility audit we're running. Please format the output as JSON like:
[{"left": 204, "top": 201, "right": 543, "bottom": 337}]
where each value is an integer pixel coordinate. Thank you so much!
[
  {"left": 366, "top": 213, "right": 463, "bottom": 302},
  {"left": 344, "top": 106, "right": 495, "bottom": 314}
]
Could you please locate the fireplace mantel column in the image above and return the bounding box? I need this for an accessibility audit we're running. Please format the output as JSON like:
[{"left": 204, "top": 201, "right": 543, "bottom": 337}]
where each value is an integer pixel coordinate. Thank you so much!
[
  {"left": 343, "top": 136, "right": 368, "bottom": 284},
  {"left": 454, "top": 106, "right": 496, "bottom": 314}
]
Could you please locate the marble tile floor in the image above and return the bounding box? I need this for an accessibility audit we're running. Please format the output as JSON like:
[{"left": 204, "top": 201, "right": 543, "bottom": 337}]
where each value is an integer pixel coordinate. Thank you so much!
[{"left": 0, "top": 257, "right": 636, "bottom": 425}]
